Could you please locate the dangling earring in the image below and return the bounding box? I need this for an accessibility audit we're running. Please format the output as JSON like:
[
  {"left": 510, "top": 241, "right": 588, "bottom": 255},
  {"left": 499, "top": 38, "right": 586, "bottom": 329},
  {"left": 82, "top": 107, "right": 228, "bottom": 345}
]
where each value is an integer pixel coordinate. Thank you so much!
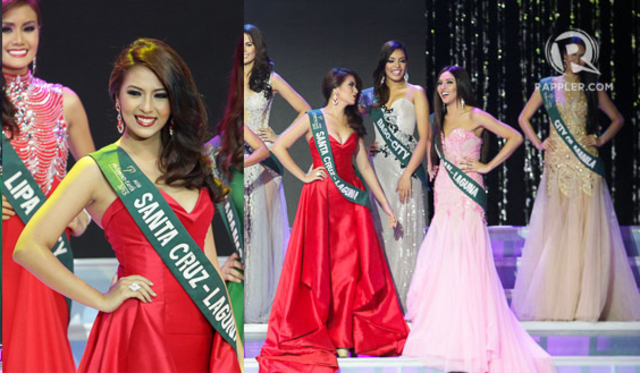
[
  {"left": 169, "top": 118, "right": 175, "bottom": 136},
  {"left": 404, "top": 72, "right": 409, "bottom": 83},
  {"left": 380, "top": 75, "right": 385, "bottom": 85},
  {"left": 461, "top": 98, "right": 465, "bottom": 110},
  {"left": 115, "top": 103, "right": 124, "bottom": 134},
  {"left": 332, "top": 90, "right": 339, "bottom": 105},
  {"left": 31, "top": 57, "right": 37, "bottom": 75}
]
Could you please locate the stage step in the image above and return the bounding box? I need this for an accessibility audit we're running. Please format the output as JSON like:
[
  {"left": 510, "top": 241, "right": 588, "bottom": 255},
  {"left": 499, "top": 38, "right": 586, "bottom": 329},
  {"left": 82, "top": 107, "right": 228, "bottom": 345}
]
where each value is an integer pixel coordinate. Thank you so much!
[{"left": 244, "top": 356, "right": 640, "bottom": 372}]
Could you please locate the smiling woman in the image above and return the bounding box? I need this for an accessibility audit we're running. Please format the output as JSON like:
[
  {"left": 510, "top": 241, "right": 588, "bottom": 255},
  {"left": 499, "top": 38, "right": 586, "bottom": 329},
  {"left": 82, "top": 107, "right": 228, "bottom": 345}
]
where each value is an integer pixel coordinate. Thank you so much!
[
  {"left": 11, "top": 38, "right": 243, "bottom": 372},
  {"left": 2, "top": 0, "right": 95, "bottom": 371}
]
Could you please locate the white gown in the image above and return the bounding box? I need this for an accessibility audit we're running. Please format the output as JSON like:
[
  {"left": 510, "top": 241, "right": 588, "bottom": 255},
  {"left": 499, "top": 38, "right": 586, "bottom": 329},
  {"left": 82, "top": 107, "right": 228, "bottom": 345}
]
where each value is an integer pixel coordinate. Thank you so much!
[
  {"left": 363, "top": 88, "right": 427, "bottom": 311},
  {"left": 244, "top": 86, "right": 290, "bottom": 323}
]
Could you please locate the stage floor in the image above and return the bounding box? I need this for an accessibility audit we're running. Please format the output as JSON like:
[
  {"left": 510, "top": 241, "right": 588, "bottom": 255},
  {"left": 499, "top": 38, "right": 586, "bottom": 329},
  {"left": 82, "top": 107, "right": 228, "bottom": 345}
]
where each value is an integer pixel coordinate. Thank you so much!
[{"left": 66, "top": 226, "right": 640, "bottom": 371}]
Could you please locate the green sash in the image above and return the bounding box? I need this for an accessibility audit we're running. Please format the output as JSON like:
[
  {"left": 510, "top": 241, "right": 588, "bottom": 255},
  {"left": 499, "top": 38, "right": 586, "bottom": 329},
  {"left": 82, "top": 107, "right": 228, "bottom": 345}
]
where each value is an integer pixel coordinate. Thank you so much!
[
  {"left": 208, "top": 141, "right": 245, "bottom": 344},
  {"left": 429, "top": 115, "right": 487, "bottom": 212},
  {"left": 308, "top": 109, "right": 370, "bottom": 208},
  {"left": 245, "top": 143, "right": 284, "bottom": 175},
  {"left": 2, "top": 133, "right": 74, "bottom": 311},
  {"left": 90, "top": 144, "right": 238, "bottom": 352},
  {"left": 370, "top": 107, "right": 427, "bottom": 183},
  {"left": 539, "top": 77, "right": 605, "bottom": 176}
]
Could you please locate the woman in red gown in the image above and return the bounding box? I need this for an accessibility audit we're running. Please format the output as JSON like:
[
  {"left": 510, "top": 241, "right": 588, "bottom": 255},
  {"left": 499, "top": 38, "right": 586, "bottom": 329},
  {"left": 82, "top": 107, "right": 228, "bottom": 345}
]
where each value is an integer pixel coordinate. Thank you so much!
[
  {"left": 12, "top": 38, "right": 242, "bottom": 372},
  {"left": 2, "top": 0, "right": 94, "bottom": 371},
  {"left": 258, "top": 68, "right": 409, "bottom": 372}
]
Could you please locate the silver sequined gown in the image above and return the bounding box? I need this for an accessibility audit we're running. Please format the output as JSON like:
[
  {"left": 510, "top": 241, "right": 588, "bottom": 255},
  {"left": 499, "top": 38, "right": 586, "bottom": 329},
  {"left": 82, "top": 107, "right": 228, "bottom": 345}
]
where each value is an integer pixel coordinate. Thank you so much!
[
  {"left": 363, "top": 88, "right": 427, "bottom": 311},
  {"left": 244, "top": 87, "right": 289, "bottom": 323}
]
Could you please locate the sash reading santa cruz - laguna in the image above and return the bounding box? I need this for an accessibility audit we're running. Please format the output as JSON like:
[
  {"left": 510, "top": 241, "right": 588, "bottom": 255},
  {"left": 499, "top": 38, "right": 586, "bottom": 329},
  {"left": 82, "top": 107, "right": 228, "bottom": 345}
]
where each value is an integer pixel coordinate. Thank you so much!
[
  {"left": 429, "top": 115, "right": 487, "bottom": 212},
  {"left": 90, "top": 144, "right": 238, "bottom": 352},
  {"left": 309, "top": 109, "right": 370, "bottom": 208},
  {"left": 370, "top": 107, "right": 428, "bottom": 183},
  {"left": 2, "top": 133, "right": 74, "bottom": 310},
  {"left": 539, "top": 77, "right": 605, "bottom": 177}
]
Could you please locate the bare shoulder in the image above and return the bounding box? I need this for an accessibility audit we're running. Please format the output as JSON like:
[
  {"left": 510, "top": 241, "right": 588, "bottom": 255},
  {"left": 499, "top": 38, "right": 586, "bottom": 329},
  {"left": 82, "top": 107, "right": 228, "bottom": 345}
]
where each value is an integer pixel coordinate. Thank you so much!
[{"left": 62, "top": 86, "right": 83, "bottom": 109}]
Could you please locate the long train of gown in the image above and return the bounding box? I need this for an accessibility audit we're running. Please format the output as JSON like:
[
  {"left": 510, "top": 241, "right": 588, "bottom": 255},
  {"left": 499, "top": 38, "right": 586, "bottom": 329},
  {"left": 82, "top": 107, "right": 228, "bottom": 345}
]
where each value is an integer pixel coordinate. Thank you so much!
[
  {"left": 366, "top": 94, "right": 426, "bottom": 311},
  {"left": 244, "top": 87, "right": 290, "bottom": 323},
  {"left": 258, "top": 132, "right": 408, "bottom": 373},
  {"left": 404, "top": 128, "right": 556, "bottom": 373},
  {"left": 511, "top": 76, "right": 640, "bottom": 321}
]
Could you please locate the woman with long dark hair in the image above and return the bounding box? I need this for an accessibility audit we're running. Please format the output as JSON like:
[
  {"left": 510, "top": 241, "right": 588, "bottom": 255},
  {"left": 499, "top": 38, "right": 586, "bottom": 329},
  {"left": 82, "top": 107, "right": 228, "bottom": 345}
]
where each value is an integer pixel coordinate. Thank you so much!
[
  {"left": 360, "top": 40, "right": 429, "bottom": 311},
  {"left": 512, "top": 36, "right": 640, "bottom": 321},
  {"left": 243, "top": 23, "right": 311, "bottom": 323},
  {"left": 258, "top": 67, "right": 408, "bottom": 372},
  {"left": 2, "top": 0, "right": 94, "bottom": 370},
  {"left": 403, "top": 66, "right": 555, "bottom": 372},
  {"left": 13, "top": 38, "right": 242, "bottom": 372}
]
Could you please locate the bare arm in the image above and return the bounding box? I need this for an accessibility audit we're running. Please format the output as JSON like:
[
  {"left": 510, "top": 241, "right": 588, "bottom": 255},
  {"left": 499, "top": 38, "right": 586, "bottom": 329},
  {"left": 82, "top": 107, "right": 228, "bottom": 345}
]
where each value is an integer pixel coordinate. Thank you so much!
[
  {"left": 13, "top": 157, "right": 155, "bottom": 312},
  {"left": 517, "top": 87, "right": 545, "bottom": 150},
  {"left": 591, "top": 90, "right": 624, "bottom": 146},
  {"left": 354, "top": 138, "right": 397, "bottom": 227},
  {"left": 203, "top": 224, "right": 245, "bottom": 361},
  {"left": 258, "top": 72, "right": 312, "bottom": 144},
  {"left": 271, "top": 115, "right": 326, "bottom": 183},
  {"left": 63, "top": 87, "right": 95, "bottom": 160},
  {"left": 396, "top": 86, "right": 430, "bottom": 203},
  {"left": 244, "top": 125, "right": 269, "bottom": 167},
  {"left": 462, "top": 109, "right": 523, "bottom": 174}
]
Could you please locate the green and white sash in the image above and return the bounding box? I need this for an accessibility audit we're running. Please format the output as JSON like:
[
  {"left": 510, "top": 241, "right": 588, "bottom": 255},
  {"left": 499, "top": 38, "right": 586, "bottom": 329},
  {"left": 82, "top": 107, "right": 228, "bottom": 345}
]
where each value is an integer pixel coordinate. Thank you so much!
[
  {"left": 245, "top": 143, "right": 284, "bottom": 175},
  {"left": 539, "top": 77, "right": 605, "bottom": 176},
  {"left": 2, "top": 133, "right": 74, "bottom": 310},
  {"left": 371, "top": 107, "right": 427, "bottom": 183},
  {"left": 209, "top": 143, "right": 244, "bottom": 265},
  {"left": 308, "top": 109, "right": 370, "bottom": 208},
  {"left": 429, "top": 115, "right": 487, "bottom": 212},
  {"left": 90, "top": 144, "right": 238, "bottom": 352}
]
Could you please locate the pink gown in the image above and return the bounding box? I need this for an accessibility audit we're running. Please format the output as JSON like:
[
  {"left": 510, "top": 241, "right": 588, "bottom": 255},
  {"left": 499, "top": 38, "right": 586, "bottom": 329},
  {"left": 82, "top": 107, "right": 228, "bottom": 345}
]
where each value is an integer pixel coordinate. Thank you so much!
[{"left": 403, "top": 128, "right": 556, "bottom": 373}]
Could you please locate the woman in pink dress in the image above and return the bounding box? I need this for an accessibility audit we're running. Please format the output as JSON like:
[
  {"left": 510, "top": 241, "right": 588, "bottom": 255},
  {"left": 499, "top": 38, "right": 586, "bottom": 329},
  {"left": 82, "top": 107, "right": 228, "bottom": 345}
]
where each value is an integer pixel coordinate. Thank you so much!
[{"left": 403, "top": 66, "right": 556, "bottom": 373}]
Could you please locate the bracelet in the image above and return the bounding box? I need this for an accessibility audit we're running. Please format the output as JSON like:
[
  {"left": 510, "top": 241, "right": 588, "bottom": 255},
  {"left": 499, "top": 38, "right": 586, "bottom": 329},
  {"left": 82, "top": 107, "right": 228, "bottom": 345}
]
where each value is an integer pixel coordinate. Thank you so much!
[{"left": 82, "top": 208, "right": 93, "bottom": 224}]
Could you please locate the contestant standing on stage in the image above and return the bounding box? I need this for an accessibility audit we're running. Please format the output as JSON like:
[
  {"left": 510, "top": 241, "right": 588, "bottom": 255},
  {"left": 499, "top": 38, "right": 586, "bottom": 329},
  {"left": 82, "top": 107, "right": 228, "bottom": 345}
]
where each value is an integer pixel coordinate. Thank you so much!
[
  {"left": 258, "top": 68, "right": 408, "bottom": 373},
  {"left": 13, "top": 38, "right": 242, "bottom": 372},
  {"left": 360, "top": 41, "right": 429, "bottom": 311},
  {"left": 403, "top": 66, "right": 556, "bottom": 373},
  {"left": 511, "top": 36, "right": 640, "bottom": 321},
  {"left": 2, "top": 0, "right": 94, "bottom": 370},
  {"left": 243, "top": 23, "right": 311, "bottom": 323}
]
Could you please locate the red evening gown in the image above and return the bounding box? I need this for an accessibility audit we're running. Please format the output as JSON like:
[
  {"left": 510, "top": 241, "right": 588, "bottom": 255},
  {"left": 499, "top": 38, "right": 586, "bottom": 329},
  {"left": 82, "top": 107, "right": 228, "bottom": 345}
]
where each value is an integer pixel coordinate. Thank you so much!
[
  {"left": 77, "top": 188, "right": 240, "bottom": 373},
  {"left": 258, "top": 133, "right": 409, "bottom": 373},
  {"left": 3, "top": 71, "right": 76, "bottom": 373}
]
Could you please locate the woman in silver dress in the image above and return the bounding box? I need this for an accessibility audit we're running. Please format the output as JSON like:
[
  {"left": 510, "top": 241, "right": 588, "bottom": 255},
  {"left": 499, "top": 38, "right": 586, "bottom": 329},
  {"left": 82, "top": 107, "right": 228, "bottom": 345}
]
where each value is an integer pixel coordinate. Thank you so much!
[
  {"left": 360, "top": 41, "right": 430, "bottom": 311},
  {"left": 243, "top": 24, "right": 311, "bottom": 323}
]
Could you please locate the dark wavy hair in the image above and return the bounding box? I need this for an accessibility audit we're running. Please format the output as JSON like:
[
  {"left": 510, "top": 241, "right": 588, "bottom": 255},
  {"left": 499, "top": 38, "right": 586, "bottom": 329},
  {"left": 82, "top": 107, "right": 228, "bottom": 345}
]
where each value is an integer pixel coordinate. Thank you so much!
[
  {"left": 108, "top": 38, "right": 226, "bottom": 202},
  {"left": 244, "top": 24, "right": 273, "bottom": 99},
  {"left": 3, "top": 0, "right": 42, "bottom": 138},
  {"left": 556, "top": 35, "right": 599, "bottom": 135},
  {"left": 2, "top": 75, "right": 19, "bottom": 138},
  {"left": 216, "top": 39, "right": 244, "bottom": 181},
  {"left": 3, "top": 0, "right": 42, "bottom": 74},
  {"left": 321, "top": 67, "right": 366, "bottom": 138},
  {"left": 431, "top": 65, "right": 488, "bottom": 163},
  {"left": 373, "top": 40, "right": 408, "bottom": 105}
]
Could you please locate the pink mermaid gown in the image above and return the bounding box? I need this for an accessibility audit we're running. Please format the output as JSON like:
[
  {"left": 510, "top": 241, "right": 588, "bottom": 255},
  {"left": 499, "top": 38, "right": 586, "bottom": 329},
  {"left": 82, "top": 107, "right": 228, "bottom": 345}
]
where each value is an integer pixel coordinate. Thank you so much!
[{"left": 403, "top": 128, "right": 556, "bottom": 373}]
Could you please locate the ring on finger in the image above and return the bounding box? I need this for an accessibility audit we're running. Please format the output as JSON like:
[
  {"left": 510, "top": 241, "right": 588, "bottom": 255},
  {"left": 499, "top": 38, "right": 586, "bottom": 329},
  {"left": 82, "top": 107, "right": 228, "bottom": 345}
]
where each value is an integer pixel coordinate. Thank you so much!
[{"left": 129, "top": 282, "right": 141, "bottom": 292}]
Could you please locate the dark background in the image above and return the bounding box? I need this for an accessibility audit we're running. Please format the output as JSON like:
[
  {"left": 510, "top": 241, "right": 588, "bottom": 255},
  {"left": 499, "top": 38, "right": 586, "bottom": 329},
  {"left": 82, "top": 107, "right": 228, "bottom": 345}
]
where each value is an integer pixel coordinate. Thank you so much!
[
  {"left": 246, "top": 0, "right": 639, "bottom": 226},
  {"left": 245, "top": 0, "right": 428, "bottom": 225},
  {"left": 35, "top": 0, "right": 242, "bottom": 257}
]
